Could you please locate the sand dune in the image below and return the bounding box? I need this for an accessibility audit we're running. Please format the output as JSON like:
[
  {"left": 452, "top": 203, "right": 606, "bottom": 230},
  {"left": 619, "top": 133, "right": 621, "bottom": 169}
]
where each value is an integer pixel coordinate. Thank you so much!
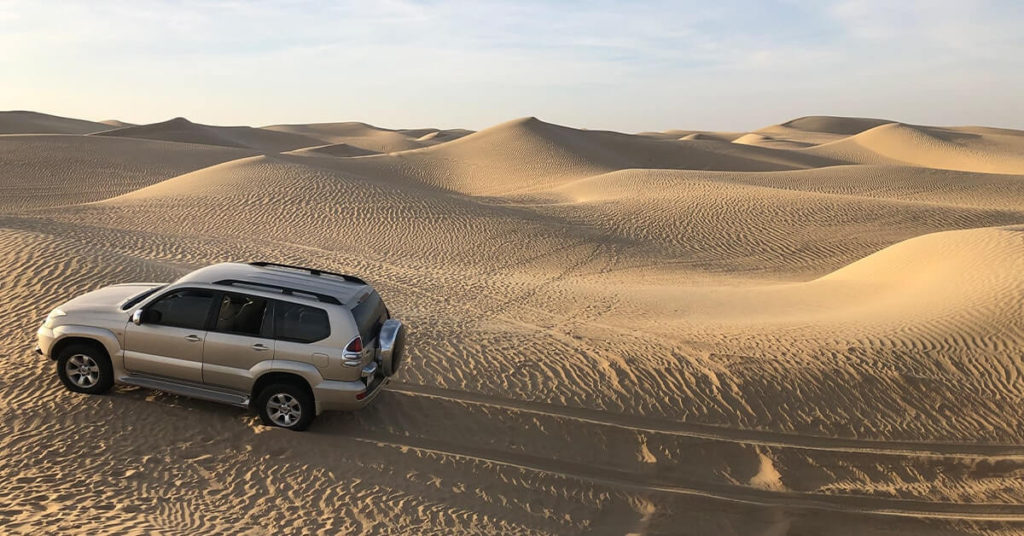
[
  {"left": 807, "top": 122, "right": 1024, "bottom": 173},
  {"left": 0, "top": 135, "right": 255, "bottom": 210},
  {"left": 639, "top": 129, "right": 744, "bottom": 142},
  {"left": 731, "top": 132, "right": 814, "bottom": 150},
  {"left": 99, "top": 119, "right": 136, "bottom": 128},
  {"left": 0, "top": 110, "right": 111, "bottom": 135},
  {"left": 263, "top": 121, "right": 472, "bottom": 153},
  {"left": 325, "top": 117, "right": 841, "bottom": 195},
  {"left": 286, "top": 142, "right": 380, "bottom": 157},
  {"left": 2, "top": 111, "right": 1024, "bottom": 534},
  {"left": 526, "top": 168, "right": 1024, "bottom": 278},
  {"left": 95, "top": 117, "right": 325, "bottom": 152},
  {"left": 754, "top": 115, "right": 895, "bottom": 147},
  {"left": 777, "top": 115, "right": 894, "bottom": 135}
]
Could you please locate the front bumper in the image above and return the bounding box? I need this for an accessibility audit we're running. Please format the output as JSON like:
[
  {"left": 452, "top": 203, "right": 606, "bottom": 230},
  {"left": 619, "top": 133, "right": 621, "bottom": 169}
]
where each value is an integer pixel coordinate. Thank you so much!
[{"left": 36, "top": 325, "right": 55, "bottom": 358}]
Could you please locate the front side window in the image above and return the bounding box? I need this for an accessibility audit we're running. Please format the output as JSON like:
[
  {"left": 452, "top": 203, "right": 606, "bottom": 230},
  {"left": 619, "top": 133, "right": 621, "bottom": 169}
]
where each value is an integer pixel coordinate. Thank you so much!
[
  {"left": 215, "top": 293, "right": 269, "bottom": 336},
  {"left": 274, "top": 301, "right": 330, "bottom": 343},
  {"left": 146, "top": 289, "right": 216, "bottom": 330}
]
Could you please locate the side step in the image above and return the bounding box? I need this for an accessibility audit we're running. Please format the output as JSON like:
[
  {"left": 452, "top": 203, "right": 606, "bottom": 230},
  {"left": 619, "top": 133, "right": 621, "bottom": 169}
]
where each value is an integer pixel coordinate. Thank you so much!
[{"left": 120, "top": 375, "right": 251, "bottom": 408}]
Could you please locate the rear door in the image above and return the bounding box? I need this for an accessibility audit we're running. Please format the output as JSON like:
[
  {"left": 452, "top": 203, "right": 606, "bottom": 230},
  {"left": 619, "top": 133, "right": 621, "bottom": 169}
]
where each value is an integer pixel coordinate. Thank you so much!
[
  {"left": 201, "top": 292, "right": 274, "bottom": 392},
  {"left": 123, "top": 288, "right": 217, "bottom": 382},
  {"left": 270, "top": 300, "right": 341, "bottom": 377}
]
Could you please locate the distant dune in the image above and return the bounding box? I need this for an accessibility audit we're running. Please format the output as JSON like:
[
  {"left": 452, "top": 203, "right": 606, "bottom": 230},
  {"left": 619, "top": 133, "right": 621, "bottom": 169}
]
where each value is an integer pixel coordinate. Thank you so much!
[
  {"left": 754, "top": 115, "right": 894, "bottom": 146},
  {"left": 2, "top": 110, "right": 1024, "bottom": 535},
  {"left": 778, "top": 115, "right": 894, "bottom": 135},
  {"left": 263, "top": 121, "right": 472, "bottom": 153},
  {"left": 325, "top": 116, "right": 841, "bottom": 195},
  {"left": 0, "top": 110, "right": 111, "bottom": 135},
  {"left": 286, "top": 142, "right": 381, "bottom": 157},
  {"left": 807, "top": 122, "right": 1024, "bottom": 173},
  {"left": 99, "top": 119, "right": 136, "bottom": 128},
  {"left": 94, "top": 117, "right": 325, "bottom": 152}
]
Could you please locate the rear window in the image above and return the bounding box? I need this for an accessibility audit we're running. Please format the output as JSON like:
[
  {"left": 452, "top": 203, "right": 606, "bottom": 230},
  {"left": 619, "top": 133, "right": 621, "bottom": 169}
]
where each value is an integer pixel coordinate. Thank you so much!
[
  {"left": 351, "top": 290, "right": 387, "bottom": 341},
  {"left": 274, "top": 301, "right": 330, "bottom": 343}
]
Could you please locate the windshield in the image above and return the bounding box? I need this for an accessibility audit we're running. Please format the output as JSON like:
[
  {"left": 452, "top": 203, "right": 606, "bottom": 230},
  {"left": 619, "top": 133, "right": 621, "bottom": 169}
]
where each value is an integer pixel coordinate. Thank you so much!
[{"left": 120, "top": 285, "right": 167, "bottom": 311}]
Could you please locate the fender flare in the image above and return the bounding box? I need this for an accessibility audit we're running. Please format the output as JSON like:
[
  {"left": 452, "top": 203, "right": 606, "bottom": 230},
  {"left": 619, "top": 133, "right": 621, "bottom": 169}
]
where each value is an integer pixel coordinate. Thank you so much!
[
  {"left": 249, "top": 360, "right": 325, "bottom": 390},
  {"left": 50, "top": 325, "right": 122, "bottom": 361}
]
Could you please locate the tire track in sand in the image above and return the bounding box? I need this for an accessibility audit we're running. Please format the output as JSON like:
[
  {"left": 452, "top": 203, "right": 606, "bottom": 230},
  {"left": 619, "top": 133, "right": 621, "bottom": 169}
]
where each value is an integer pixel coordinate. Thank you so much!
[
  {"left": 388, "top": 382, "right": 1024, "bottom": 459},
  {"left": 345, "top": 428, "right": 1024, "bottom": 522}
]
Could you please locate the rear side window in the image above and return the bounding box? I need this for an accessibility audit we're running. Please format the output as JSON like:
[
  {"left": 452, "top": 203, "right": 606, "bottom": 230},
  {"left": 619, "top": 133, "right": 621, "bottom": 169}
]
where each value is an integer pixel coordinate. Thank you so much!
[
  {"left": 215, "top": 293, "right": 269, "bottom": 337},
  {"left": 147, "top": 289, "right": 216, "bottom": 330},
  {"left": 274, "top": 301, "right": 330, "bottom": 343}
]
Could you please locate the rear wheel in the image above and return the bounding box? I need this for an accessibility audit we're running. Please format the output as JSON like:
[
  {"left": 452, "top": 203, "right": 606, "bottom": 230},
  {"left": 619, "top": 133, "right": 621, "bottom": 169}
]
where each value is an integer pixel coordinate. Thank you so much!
[
  {"left": 256, "top": 383, "right": 314, "bottom": 431},
  {"left": 56, "top": 343, "right": 114, "bottom": 394}
]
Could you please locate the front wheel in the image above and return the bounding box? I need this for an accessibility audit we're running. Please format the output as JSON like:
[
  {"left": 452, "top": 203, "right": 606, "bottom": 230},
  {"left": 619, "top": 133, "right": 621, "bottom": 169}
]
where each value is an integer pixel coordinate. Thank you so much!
[
  {"left": 56, "top": 343, "right": 114, "bottom": 395},
  {"left": 255, "top": 383, "right": 315, "bottom": 431}
]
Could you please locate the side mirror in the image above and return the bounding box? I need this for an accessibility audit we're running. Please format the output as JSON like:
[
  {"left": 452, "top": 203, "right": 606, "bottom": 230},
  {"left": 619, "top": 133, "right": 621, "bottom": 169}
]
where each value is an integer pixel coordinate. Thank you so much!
[{"left": 131, "top": 309, "right": 144, "bottom": 325}]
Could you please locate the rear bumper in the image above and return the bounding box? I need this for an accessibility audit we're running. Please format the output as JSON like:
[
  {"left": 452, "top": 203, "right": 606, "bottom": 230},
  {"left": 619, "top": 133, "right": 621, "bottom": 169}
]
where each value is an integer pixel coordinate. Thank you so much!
[{"left": 313, "top": 374, "right": 390, "bottom": 414}]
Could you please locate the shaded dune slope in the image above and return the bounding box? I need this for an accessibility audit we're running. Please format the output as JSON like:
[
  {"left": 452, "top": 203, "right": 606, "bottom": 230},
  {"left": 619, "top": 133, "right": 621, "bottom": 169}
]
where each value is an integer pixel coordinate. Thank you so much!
[
  {"left": 0, "top": 135, "right": 256, "bottom": 210},
  {"left": 286, "top": 142, "right": 380, "bottom": 157},
  {"left": 95, "top": 117, "right": 324, "bottom": 152},
  {"left": 263, "top": 121, "right": 472, "bottom": 153},
  {"left": 0, "top": 111, "right": 112, "bottom": 135}
]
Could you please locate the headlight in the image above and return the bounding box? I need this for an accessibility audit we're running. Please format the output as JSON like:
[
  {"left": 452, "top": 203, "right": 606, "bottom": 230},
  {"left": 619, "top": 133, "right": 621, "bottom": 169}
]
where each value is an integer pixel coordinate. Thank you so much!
[{"left": 43, "top": 308, "right": 66, "bottom": 328}]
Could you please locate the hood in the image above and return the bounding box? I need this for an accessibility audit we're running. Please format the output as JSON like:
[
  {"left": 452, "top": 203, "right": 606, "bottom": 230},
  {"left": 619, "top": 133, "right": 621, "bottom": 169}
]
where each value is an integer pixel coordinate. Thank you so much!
[{"left": 57, "top": 283, "right": 163, "bottom": 314}]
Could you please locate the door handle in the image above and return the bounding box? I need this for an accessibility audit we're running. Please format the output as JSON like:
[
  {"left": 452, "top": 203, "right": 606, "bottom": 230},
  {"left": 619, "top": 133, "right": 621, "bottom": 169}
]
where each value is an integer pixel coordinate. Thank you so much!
[
  {"left": 184, "top": 335, "right": 201, "bottom": 342},
  {"left": 252, "top": 344, "right": 270, "bottom": 351}
]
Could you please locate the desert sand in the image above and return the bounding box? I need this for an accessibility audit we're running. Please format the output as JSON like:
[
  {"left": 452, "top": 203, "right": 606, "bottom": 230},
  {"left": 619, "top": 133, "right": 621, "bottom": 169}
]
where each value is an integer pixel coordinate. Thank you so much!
[{"left": 1, "top": 110, "right": 1023, "bottom": 535}]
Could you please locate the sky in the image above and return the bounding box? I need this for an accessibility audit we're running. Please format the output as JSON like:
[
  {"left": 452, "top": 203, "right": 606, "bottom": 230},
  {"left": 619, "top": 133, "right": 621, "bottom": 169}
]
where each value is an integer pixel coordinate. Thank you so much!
[{"left": 1, "top": 0, "right": 1021, "bottom": 132}]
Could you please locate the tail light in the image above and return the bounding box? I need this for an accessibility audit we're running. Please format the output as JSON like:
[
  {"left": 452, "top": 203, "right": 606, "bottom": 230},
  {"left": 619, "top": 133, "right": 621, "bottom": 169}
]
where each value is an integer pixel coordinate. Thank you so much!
[{"left": 345, "top": 336, "right": 363, "bottom": 353}]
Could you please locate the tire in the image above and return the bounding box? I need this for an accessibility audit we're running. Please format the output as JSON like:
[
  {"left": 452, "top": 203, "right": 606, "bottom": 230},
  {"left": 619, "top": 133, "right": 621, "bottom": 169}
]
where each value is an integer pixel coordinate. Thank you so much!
[
  {"left": 56, "top": 342, "right": 114, "bottom": 395},
  {"left": 255, "top": 383, "right": 315, "bottom": 431}
]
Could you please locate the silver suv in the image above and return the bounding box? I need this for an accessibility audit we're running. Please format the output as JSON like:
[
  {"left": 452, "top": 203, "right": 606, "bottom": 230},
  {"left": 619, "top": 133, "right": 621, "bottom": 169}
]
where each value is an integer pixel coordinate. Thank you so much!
[{"left": 36, "top": 262, "right": 406, "bottom": 431}]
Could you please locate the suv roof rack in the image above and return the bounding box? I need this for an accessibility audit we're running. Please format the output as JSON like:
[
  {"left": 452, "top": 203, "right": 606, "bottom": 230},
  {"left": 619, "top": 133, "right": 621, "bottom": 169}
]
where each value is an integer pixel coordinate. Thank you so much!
[
  {"left": 213, "top": 279, "right": 342, "bottom": 305},
  {"left": 249, "top": 261, "right": 366, "bottom": 285}
]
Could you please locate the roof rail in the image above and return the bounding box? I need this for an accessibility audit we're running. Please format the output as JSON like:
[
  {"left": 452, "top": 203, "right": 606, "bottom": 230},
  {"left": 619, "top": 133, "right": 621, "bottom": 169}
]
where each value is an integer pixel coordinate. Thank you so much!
[
  {"left": 213, "top": 279, "right": 342, "bottom": 305},
  {"left": 249, "top": 261, "right": 366, "bottom": 285}
]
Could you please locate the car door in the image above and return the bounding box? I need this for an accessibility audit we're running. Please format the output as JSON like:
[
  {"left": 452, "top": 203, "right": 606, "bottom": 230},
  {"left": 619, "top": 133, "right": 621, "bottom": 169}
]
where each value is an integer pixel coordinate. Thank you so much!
[
  {"left": 123, "top": 288, "right": 217, "bottom": 383},
  {"left": 202, "top": 292, "right": 274, "bottom": 392},
  {"left": 270, "top": 299, "right": 338, "bottom": 375}
]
